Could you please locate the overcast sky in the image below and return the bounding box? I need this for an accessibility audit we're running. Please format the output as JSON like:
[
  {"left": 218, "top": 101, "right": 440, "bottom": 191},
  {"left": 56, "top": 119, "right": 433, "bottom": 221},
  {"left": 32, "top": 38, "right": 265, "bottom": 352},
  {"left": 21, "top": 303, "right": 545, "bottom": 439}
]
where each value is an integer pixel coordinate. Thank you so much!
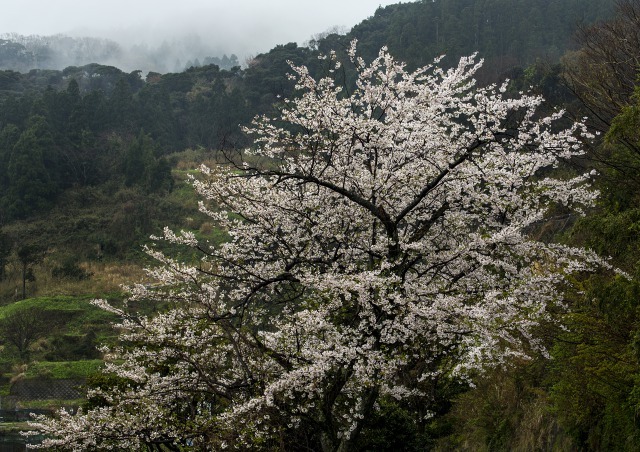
[{"left": 0, "top": 1, "right": 405, "bottom": 57}]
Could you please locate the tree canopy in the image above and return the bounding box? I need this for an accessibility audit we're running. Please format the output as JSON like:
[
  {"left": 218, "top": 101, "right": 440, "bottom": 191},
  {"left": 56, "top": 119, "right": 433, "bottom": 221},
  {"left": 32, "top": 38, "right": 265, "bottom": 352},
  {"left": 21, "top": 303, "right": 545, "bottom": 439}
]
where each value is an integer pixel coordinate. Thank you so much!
[{"left": 30, "top": 44, "right": 610, "bottom": 451}]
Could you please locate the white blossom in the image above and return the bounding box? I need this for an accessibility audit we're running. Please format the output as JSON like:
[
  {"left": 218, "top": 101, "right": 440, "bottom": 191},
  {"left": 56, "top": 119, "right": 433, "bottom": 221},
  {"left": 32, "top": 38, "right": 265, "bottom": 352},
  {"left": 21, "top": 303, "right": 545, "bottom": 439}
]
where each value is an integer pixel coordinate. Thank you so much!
[{"left": 28, "top": 43, "right": 607, "bottom": 451}]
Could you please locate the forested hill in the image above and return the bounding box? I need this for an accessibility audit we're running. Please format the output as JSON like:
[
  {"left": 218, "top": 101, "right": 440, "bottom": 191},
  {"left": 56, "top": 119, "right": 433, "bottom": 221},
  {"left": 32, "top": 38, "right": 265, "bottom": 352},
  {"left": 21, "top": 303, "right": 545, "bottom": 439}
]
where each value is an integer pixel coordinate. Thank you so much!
[
  {"left": 0, "top": 0, "right": 618, "bottom": 229},
  {"left": 346, "top": 0, "right": 614, "bottom": 70}
]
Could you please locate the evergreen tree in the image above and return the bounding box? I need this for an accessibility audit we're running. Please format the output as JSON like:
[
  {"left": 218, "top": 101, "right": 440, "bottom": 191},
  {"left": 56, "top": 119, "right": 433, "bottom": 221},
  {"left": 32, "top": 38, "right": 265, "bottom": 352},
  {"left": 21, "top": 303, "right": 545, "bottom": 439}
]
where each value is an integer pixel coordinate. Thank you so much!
[
  {"left": 123, "top": 130, "right": 155, "bottom": 188},
  {"left": 108, "top": 78, "right": 136, "bottom": 132},
  {"left": 5, "top": 115, "right": 59, "bottom": 219}
]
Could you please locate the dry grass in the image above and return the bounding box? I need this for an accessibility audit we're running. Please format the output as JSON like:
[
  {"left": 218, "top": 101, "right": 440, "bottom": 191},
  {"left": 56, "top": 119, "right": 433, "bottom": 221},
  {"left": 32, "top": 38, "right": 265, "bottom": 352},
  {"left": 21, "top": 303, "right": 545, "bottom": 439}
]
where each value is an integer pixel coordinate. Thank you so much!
[
  {"left": 0, "top": 259, "right": 147, "bottom": 302},
  {"left": 80, "top": 261, "right": 147, "bottom": 291},
  {"left": 170, "top": 147, "right": 235, "bottom": 172}
]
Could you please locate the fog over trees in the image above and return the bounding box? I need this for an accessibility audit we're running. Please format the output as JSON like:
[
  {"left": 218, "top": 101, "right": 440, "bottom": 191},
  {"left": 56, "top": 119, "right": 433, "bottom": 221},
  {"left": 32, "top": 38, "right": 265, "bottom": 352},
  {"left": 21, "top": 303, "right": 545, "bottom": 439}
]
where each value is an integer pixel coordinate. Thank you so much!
[
  {"left": 0, "top": 0, "right": 401, "bottom": 73},
  {"left": 0, "top": 33, "right": 240, "bottom": 73}
]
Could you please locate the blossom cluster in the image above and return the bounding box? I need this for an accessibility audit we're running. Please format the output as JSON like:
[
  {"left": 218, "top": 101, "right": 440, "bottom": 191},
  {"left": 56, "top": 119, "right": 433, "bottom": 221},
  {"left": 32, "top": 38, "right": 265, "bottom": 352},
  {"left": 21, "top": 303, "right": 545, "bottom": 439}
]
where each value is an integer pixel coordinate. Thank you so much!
[{"left": 28, "top": 43, "right": 604, "bottom": 450}]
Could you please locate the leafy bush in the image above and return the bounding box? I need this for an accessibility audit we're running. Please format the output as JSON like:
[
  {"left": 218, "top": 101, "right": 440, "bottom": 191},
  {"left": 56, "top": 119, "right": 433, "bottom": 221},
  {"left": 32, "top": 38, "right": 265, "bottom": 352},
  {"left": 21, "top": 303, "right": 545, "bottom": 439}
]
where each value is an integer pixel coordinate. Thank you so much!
[{"left": 52, "top": 258, "right": 92, "bottom": 281}]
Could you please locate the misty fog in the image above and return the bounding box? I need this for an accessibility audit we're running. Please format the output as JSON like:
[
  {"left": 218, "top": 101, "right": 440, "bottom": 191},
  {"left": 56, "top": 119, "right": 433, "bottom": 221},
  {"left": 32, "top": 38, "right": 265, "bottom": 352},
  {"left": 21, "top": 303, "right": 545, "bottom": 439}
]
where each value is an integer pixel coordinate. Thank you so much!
[{"left": 0, "top": 0, "right": 402, "bottom": 74}]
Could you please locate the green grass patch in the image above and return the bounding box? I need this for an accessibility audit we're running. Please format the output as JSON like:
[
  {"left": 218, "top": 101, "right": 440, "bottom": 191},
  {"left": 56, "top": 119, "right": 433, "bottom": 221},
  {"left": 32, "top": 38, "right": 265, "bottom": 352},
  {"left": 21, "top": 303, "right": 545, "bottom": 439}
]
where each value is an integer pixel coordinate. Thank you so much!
[
  {"left": 0, "top": 295, "right": 92, "bottom": 316},
  {"left": 14, "top": 399, "right": 85, "bottom": 410},
  {"left": 25, "top": 360, "right": 104, "bottom": 379},
  {"left": 0, "top": 421, "right": 33, "bottom": 432},
  {"left": 0, "top": 295, "right": 117, "bottom": 329}
]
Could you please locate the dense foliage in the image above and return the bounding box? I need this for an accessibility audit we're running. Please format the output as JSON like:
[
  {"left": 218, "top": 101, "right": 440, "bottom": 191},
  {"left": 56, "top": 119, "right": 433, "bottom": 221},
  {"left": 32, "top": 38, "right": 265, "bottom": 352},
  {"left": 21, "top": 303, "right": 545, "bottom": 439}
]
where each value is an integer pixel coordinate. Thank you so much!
[{"left": 327, "top": 0, "right": 615, "bottom": 80}]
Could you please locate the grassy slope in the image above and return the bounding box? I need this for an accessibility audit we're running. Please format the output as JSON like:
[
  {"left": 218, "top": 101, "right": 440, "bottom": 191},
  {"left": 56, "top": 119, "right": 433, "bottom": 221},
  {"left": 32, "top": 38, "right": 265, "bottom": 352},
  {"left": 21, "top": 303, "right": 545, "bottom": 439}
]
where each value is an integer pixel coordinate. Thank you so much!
[{"left": 0, "top": 150, "right": 227, "bottom": 413}]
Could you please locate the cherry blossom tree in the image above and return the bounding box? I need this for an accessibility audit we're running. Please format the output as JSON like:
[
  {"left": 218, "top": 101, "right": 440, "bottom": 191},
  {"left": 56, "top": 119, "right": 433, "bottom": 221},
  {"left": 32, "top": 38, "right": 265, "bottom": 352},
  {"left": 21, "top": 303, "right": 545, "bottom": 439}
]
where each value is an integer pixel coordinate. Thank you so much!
[{"left": 29, "top": 43, "right": 605, "bottom": 451}]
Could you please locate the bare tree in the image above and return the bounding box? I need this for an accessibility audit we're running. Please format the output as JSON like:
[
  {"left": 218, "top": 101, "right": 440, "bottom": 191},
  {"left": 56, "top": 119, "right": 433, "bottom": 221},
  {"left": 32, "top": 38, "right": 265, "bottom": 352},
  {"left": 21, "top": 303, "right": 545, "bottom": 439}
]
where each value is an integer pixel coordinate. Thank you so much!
[
  {"left": 563, "top": 0, "right": 640, "bottom": 185},
  {"left": 16, "top": 244, "right": 43, "bottom": 300},
  {"left": 0, "top": 306, "right": 50, "bottom": 361},
  {"left": 564, "top": 0, "right": 640, "bottom": 130}
]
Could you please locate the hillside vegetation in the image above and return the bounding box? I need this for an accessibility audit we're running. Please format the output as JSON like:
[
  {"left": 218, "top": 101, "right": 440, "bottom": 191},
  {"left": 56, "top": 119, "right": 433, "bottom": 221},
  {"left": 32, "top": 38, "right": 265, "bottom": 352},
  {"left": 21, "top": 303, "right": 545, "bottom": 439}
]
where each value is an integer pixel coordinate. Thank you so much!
[{"left": 3, "top": 0, "right": 640, "bottom": 449}]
